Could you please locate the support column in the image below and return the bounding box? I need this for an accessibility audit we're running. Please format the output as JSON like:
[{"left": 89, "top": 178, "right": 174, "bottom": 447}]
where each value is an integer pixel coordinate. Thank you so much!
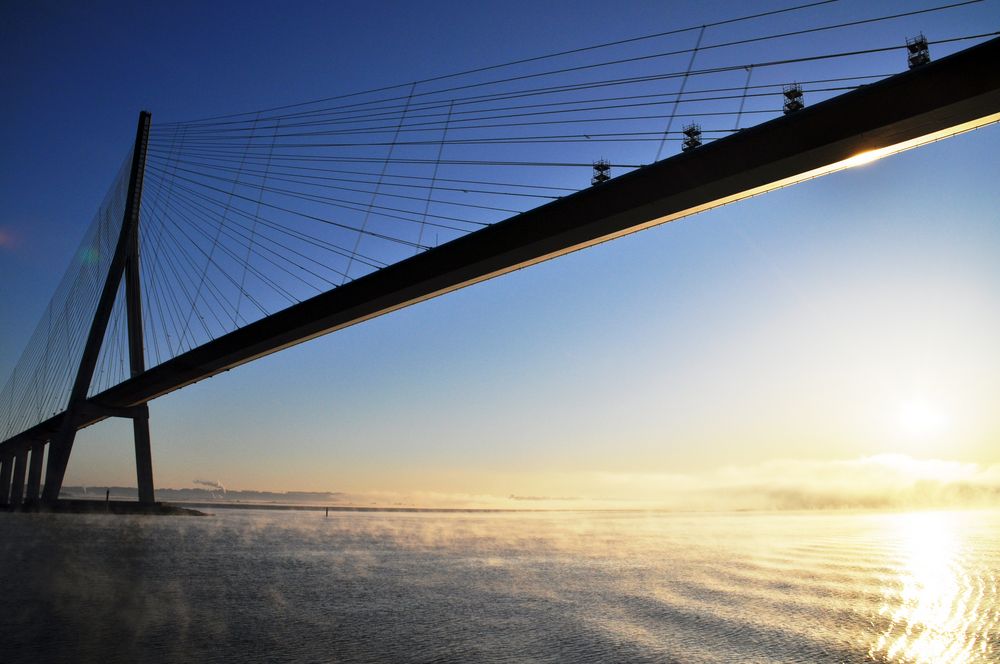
[
  {"left": 43, "top": 422, "right": 74, "bottom": 503},
  {"left": 126, "top": 144, "right": 154, "bottom": 505},
  {"left": 24, "top": 440, "right": 46, "bottom": 504},
  {"left": 0, "top": 455, "right": 12, "bottom": 505},
  {"left": 10, "top": 448, "right": 28, "bottom": 507},
  {"left": 133, "top": 407, "right": 154, "bottom": 504}
]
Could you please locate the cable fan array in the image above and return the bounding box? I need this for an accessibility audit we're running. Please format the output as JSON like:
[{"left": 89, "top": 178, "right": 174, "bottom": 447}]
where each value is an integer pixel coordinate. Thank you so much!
[
  {"left": 1, "top": 0, "right": 996, "bottom": 443},
  {"left": 0, "top": 155, "right": 133, "bottom": 440}
]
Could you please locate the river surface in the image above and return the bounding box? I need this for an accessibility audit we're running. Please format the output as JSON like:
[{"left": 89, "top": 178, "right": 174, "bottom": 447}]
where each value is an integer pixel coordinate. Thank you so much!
[{"left": 1, "top": 508, "right": 998, "bottom": 663}]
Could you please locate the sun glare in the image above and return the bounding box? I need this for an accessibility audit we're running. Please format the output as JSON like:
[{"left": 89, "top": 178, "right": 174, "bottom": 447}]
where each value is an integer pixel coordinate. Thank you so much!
[
  {"left": 897, "top": 399, "right": 949, "bottom": 438},
  {"left": 841, "top": 148, "right": 885, "bottom": 168},
  {"left": 868, "top": 511, "right": 989, "bottom": 663}
]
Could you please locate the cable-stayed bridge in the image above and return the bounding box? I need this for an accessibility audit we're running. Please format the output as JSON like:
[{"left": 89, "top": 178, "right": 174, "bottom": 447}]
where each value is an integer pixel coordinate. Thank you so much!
[{"left": 1, "top": 1, "right": 999, "bottom": 507}]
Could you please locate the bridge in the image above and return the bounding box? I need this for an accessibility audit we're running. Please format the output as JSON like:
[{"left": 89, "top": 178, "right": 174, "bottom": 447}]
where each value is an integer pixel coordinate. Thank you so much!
[{"left": 1, "top": 5, "right": 998, "bottom": 507}]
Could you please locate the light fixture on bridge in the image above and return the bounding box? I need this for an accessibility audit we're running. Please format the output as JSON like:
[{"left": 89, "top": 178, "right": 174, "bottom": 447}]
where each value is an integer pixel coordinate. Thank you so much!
[
  {"left": 783, "top": 84, "right": 804, "bottom": 115},
  {"left": 681, "top": 123, "right": 702, "bottom": 152},
  {"left": 907, "top": 34, "right": 931, "bottom": 69},
  {"left": 591, "top": 159, "right": 611, "bottom": 186}
]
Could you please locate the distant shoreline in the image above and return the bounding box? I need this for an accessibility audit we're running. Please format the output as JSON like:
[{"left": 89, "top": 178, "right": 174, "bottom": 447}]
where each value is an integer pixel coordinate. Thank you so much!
[
  {"left": 4, "top": 500, "right": 205, "bottom": 516},
  {"left": 170, "top": 501, "right": 549, "bottom": 514}
]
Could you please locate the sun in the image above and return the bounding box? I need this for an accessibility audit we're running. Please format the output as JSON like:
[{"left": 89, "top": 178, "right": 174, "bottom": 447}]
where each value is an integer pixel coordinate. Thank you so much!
[{"left": 897, "top": 399, "right": 949, "bottom": 438}]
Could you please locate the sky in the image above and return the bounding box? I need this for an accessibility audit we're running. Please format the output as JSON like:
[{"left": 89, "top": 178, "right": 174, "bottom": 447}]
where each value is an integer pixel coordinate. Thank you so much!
[{"left": 1, "top": 0, "right": 999, "bottom": 508}]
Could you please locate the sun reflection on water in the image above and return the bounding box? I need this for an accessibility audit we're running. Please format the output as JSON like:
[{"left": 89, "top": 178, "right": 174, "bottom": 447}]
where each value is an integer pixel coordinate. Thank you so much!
[{"left": 868, "top": 511, "right": 995, "bottom": 663}]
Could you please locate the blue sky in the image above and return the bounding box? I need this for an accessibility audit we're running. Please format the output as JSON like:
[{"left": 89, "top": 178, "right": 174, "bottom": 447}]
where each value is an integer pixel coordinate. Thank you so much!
[{"left": 1, "top": 1, "right": 999, "bottom": 502}]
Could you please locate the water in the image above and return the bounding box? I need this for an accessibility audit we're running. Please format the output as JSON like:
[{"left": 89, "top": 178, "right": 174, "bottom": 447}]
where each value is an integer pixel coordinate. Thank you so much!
[{"left": 1, "top": 508, "right": 998, "bottom": 663}]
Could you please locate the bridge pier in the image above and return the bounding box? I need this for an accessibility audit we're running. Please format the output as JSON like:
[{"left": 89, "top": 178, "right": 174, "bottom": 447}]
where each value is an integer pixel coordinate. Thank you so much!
[
  {"left": 9, "top": 447, "right": 28, "bottom": 507},
  {"left": 24, "top": 440, "right": 46, "bottom": 504},
  {"left": 133, "top": 408, "right": 154, "bottom": 504},
  {"left": 0, "top": 454, "right": 12, "bottom": 505},
  {"left": 42, "top": 428, "right": 74, "bottom": 503}
]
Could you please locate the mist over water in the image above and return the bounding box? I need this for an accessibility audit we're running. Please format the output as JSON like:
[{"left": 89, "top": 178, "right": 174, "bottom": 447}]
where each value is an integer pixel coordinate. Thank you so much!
[{"left": 1, "top": 509, "right": 997, "bottom": 663}]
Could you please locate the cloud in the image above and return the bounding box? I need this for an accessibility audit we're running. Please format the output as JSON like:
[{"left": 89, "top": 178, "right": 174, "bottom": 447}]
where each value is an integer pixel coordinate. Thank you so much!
[{"left": 591, "top": 454, "right": 1000, "bottom": 511}]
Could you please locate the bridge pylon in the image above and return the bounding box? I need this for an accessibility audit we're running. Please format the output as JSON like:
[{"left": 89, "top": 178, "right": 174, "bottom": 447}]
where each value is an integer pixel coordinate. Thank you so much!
[{"left": 39, "top": 111, "right": 155, "bottom": 505}]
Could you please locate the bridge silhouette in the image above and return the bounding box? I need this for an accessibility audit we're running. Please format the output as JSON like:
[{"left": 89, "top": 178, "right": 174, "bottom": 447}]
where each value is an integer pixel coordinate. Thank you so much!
[{"left": 1, "top": 7, "right": 998, "bottom": 507}]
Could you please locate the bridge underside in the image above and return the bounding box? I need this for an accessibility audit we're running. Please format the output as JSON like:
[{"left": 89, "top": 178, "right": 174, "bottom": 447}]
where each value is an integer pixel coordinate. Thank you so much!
[{"left": 2, "top": 36, "right": 998, "bottom": 505}]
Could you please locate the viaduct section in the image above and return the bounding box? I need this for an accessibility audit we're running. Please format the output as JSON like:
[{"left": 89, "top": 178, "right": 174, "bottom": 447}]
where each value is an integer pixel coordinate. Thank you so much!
[{"left": 1, "top": 36, "right": 998, "bottom": 507}]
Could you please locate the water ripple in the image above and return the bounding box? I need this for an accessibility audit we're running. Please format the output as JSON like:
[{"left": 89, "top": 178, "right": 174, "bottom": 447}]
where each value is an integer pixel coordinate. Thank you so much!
[{"left": 0, "top": 508, "right": 998, "bottom": 662}]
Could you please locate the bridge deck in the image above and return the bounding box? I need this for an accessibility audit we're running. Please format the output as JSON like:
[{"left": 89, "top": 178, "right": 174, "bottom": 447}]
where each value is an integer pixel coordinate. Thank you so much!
[{"left": 3, "top": 35, "right": 999, "bottom": 453}]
